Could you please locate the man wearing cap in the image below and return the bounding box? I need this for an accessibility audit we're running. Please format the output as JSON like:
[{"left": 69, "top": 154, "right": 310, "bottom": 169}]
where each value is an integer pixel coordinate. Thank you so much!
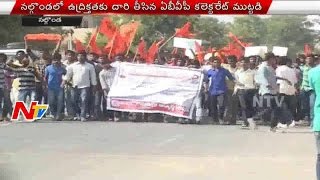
[
  {"left": 206, "top": 57, "right": 235, "bottom": 125},
  {"left": 64, "top": 51, "right": 97, "bottom": 122}
]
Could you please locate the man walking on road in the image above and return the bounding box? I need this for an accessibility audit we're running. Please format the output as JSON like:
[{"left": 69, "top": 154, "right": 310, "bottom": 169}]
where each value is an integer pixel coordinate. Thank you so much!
[
  {"left": 64, "top": 51, "right": 97, "bottom": 122},
  {"left": 206, "top": 58, "right": 235, "bottom": 125},
  {"left": 308, "top": 60, "right": 320, "bottom": 180},
  {"left": 45, "top": 53, "right": 66, "bottom": 121}
]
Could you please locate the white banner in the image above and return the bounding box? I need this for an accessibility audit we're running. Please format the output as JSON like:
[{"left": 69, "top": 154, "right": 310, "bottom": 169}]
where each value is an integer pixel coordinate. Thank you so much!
[
  {"left": 272, "top": 46, "right": 288, "bottom": 56},
  {"left": 173, "top": 37, "right": 202, "bottom": 51},
  {"left": 244, "top": 46, "right": 268, "bottom": 58},
  {"left": 107, "top": 63, "right": 204, "bottom": 119}
]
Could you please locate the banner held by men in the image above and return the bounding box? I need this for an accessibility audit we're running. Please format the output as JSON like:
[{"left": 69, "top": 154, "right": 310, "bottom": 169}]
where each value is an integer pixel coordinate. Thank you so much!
[{"left": 107, "top": 63, "right": 203, "bottom": 119}]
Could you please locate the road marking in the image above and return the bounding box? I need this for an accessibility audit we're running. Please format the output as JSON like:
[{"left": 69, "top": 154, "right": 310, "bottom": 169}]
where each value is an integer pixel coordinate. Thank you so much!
[
  {"left": 0, "top": 122, "right": 11, "bottom": 127},
  {"left": 156, "top": 134, "right": 184, "bottom": 147}
]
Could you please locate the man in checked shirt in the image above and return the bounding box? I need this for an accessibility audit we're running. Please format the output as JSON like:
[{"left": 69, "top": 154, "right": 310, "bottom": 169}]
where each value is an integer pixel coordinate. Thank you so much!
[{"left": 33, "top": 50, "right": 51, "bottom": 105}]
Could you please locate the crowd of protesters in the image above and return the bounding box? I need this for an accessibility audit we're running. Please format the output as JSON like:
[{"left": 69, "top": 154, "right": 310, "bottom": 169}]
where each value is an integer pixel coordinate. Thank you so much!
[{"left": 0, "top": 48, "right": 318, "bottom": 132}]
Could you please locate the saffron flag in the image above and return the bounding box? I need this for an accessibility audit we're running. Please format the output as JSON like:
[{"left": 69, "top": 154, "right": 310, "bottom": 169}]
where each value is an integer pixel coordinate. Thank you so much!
[
  {"left": 136, "top": 38, "right": 147, "bottom": 58},
  {"left": 195, "top": 41, "right": 205, "bottom": 64},
  {"left": 87, "top": 27, "right": 102, "bottom": 55},
  {"left": 146, "top": 38, "right": 165, "bottom": 64},
  {"left": 73, "top": 38, "right": 85, "bottom": 52},
  {"left": 119, "top": 21, "right": 140, "bottom": 47},
  {"left": 99, "top": 17, "right": 117, "bottom": 40},
  {"left": 106, "top": 31, "right": 128, "bottom": 57},
  {"left": 175, "top": 22, "right": 195, "bottom": 38},
  {"left": 228, "top": 32, "right": 246, "bottom": 48}
]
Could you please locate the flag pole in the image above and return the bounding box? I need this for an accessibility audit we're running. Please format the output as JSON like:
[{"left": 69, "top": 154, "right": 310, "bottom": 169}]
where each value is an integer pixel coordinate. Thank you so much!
[
  {"left": 158, "top": 34, "right": 175, "bottom": 51},
  {"left": 125, "top": 22, "right": 140, "bottom": 56},
  {"left": 132, "top": 48, "right": 139, "bottom": 63},
  {"left": 86, "top": 26, "right": 99, "bottom": 51},
  {"left": 108, "top": 33, "right": 116, "bottom": 59}
]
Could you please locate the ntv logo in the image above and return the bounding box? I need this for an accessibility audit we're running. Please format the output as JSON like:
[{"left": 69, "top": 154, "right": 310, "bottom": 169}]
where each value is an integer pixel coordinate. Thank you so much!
[{"left": 253, "top": 96, "right": 284, "bottom": 108}]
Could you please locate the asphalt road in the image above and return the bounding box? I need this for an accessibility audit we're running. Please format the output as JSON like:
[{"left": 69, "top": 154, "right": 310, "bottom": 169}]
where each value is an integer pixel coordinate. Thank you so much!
[{"left": 0, "top": 121, "right": 316, "bottom": 180}]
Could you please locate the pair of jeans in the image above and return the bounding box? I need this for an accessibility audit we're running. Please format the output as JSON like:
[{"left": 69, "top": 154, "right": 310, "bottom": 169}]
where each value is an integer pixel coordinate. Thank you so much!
[
  {"left": 278, "top": 94, "right": 297, "bottom": 124},
  {"left": 87, "top": 87, "right": 94, "bottom": 116},
  {"left": 315, "top": 132, "right": 320, "bottom": 180},
  {"left": 35, "top": 82, "right": 47, "bottom": 104},
  {"left": 225, "top": 89, "right": 239, "bottom": 124},
  {"left": 3, "top": 88, "right": 12, "bottom": 118},
  {"left": 65, "top": 85, "right": 75, "bottom": 116},
  {"left": 48, "top": 88, "right": 65, "bottom": 119},
  {"left": 18, "top": 89, "right": 36, "bottom": 102},
  {"left": 310, "top": 91, "right": 316, "bottom": 126},
  {"left": 94, "top": 90, "right": 102, "bottom": 119},
  {"left": 209, "top": 93, "right": 227, "bottom": 122},
  {"left": 71, "top": 87, "right": 90, "bottom": 119},
  {"left": 237, "top": 89, "right": 255, "bottom": 123},
  {"left": 252, "top": 94, "right": 280, "bottom": 128},
  {"left": 103, "top": 89, "right": 120, "bottom": 120},
  {"left": 300, "top": 90, "right": 313, "bottom": 122},
  {"left": 0, "top": 89, "right": 4, "bottom": 118}
]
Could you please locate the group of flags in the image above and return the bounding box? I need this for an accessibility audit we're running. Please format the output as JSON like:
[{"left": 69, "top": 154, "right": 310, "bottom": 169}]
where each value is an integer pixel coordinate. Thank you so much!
[
  {"left": 74, "top": 17, "right": 139, "bottom": 59},
  {"left": 73, "top": 16, "right": 313, "bottom": 64}
]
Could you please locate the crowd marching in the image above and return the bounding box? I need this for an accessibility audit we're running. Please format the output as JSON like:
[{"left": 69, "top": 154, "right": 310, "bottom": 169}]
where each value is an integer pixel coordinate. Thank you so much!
[{"left": 0, "top": 48, "right": 318, "bottom": 132}]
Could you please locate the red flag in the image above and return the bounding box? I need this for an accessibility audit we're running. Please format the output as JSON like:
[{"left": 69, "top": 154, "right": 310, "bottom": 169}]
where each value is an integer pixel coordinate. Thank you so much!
[
  {"left": 73, "top": 38, "right": 85, "bottom": 52},
  {"left": 220, "top": 43, "right": 243, "bottom": 60},
  {"left": 146, "top": 38, "right": 165, "bottom": 64},
  {"left": 304, "top": 44, "right": 312, "bottom": 56},
  {"left": 194, "top": 42, "right": 205, "bottom": 64},
  {"left": 228, "top": 32, "right": 246, "bottom": 48},
  {"left": 175, "top": 22, "right": 195, "bottom": 38},
  {"left": 119, "top": 21, "right": 140, "bottom": 50},
  {"left": 195, "top": 41, "right": 202, "bottom": 53},
  {"left": 87, "top": 28, "right": 102, "bottom": 55},
  {"left": 136, "top": 38, "right": 147, "bottom": 58},
  {"left": 99, "top": 17, "right": 117, "bottom": 40},
  {"left": 105, "top": 31, "right": 128, "bottom": 58}
]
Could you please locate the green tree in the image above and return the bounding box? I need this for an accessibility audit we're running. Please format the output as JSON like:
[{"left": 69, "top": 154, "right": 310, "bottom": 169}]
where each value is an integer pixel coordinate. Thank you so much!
[
  {"left": 229, "top": 16, "right": 267, "bottom": 45},
  {"left": 265, "top": 15, "right": 316, "bottom": 57},
  {"left": 193, "top": 17, "right": 227, "bottom": 48},
  {"left": 0, "top": 16, "right": 63, "bottom": 49}
]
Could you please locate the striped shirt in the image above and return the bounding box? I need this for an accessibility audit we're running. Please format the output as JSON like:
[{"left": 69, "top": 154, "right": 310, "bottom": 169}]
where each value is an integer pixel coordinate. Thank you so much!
[
  {"left": 0, "top": 64, "right": 5, "bottom": 89},
  {"left": 301, "top": 65, "right": 312, "bottom": 91},
  {"left": 8, "top": 66, "right": 36, "bottom": 90}
]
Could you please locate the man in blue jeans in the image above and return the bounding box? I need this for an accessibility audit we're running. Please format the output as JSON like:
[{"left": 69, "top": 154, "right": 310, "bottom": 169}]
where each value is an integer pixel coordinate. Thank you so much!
[
  {"left": 300, "top": 55, "right": 315, "bottom": 126},
  {"left": 64, "top": 51, "right": 97, "bottom": 122},
  {"left": 45, "top": 53, "right": 66, "bottom": 121},
  {"left": 205, "top": 57, "right": 235, "bottom": 124}
]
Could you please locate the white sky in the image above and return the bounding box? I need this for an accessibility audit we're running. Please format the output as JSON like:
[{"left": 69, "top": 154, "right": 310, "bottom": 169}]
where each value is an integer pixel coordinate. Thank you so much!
[{"left": 207, "top": 15, "right": 320, "bottom": 30}]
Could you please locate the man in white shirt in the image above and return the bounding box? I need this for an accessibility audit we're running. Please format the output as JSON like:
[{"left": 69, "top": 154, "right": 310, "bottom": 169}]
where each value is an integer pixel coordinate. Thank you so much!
[
  {"left": 64, "top": 51, "right": 97, "bottom": 121},
  {"left": 276, "top": 57, "right": 298, "bottom": 128},
  {"left": 234, "top": 58, "right": 257, "bottom": 128}
]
